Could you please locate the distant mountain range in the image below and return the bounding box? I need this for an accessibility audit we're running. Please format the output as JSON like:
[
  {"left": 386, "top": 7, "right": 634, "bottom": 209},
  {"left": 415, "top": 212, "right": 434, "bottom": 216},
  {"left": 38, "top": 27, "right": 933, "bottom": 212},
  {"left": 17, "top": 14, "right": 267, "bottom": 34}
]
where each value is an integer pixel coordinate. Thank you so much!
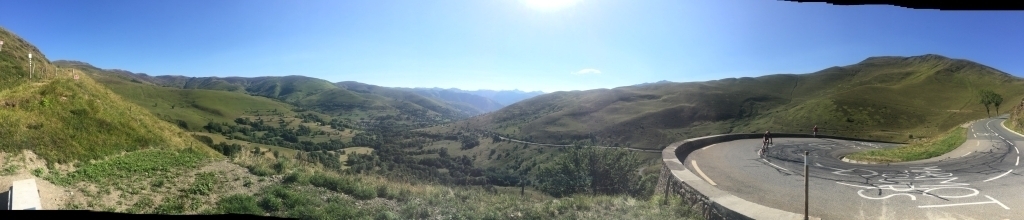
[{"left": 406, "top": 88, "right": 545, "bottom": 106}]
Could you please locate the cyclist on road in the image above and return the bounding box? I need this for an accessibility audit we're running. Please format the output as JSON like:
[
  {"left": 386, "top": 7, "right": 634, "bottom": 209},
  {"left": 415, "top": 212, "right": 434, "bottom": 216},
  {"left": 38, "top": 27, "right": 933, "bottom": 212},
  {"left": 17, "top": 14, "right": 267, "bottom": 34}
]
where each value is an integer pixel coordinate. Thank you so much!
[{"left": 760, "top": 130, "right": 772, "bottom": 157}]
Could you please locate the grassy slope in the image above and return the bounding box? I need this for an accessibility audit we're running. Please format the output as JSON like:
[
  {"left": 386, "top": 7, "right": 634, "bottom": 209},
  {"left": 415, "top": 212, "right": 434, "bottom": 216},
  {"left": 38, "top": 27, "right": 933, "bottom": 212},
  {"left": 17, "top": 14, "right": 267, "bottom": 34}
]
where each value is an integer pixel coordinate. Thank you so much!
[
  {"left": 1004, "top": 98, "right": 1024, "bottom": 135},
  {"left": 77, "top": 66, "right": 477, "bottom": 125},
  {"left": 845, "top": 127, "right": 967, "bottom": 162},
  {"left": 403, "top": 88, "right": 506, "bottom": 114},
  {"left": 446, "top": 54, "right": 1024, "bottom": 150},
  {"left": 0, "top": 27, "right": 218, "bottom": 164},
  {"left": 71, "top": 65, "right": 302, "bottom": 131}
]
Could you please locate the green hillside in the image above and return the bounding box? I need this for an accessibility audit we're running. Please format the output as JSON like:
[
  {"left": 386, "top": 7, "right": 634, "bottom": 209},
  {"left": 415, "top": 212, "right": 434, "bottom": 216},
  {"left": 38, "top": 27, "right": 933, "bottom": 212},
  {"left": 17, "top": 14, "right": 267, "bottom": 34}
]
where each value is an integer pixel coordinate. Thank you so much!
[
  {"left": 91, "top": 70, "right": 477, "bottom": 125},
  {"left": 450, "top": 54, "right": 1024, "bottom": 149},
  {"left": 0, "top": 27, "right": 217, "bottom": 164},
  {"left": 403, "top": 88, "right": 506, "bottom": 114}
]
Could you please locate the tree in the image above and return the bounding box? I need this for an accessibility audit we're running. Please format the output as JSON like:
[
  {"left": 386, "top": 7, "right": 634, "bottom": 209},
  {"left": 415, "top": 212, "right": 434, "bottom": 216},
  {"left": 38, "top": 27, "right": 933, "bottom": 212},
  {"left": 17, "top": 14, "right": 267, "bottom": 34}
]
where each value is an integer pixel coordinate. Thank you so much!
[
  {"left": 980, "top": 90, "right": 994, "bottom": 117},
  {"left": 979, "top": 90, "right": 1004, "bottom": 116},
  {"left": 994, "top": 92, "right": 1004, "bottom": 115},
  {"left": 534, "top": 144, "right": 648, "bottom": 198}
]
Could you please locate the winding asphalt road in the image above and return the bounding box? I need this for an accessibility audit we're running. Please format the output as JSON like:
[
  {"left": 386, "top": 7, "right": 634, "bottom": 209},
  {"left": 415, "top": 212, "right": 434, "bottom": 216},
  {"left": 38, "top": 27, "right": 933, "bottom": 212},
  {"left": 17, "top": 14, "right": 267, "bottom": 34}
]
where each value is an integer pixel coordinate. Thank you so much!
[{"left": 685, "top": 116, "right": 1024, "bottom": 219}]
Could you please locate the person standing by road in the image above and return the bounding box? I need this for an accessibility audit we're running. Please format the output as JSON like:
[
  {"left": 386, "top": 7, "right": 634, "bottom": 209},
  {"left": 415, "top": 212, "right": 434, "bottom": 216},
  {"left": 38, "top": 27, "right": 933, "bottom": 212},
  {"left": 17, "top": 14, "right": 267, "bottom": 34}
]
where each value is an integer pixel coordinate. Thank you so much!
[{"left": 813, "top": 125, "right": 818, "bottom": 137}]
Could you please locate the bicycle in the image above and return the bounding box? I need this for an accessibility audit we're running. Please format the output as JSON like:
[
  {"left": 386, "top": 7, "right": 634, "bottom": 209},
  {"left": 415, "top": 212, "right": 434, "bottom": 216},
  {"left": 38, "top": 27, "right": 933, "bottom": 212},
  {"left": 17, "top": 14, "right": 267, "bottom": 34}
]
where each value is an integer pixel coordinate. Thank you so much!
[{"left": 758, "top": 140, "right": 769, "bottom": 158}]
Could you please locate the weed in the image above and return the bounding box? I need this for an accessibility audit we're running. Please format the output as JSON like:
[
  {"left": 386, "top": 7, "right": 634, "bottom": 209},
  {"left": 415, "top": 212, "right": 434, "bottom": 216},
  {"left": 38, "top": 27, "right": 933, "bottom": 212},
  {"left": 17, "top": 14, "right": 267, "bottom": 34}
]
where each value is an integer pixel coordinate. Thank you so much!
[
  {"left": 216, "top": 194, "right": 263, "bottom": 215},
  {"left": 47, "top": 149, "right": 205, "bottom": 187},
  {"left": 185, "top": 172, "right": 218, "bottom": 196},
  {"left": 0, "top": 164, "right": 19, "bottom": 176}
]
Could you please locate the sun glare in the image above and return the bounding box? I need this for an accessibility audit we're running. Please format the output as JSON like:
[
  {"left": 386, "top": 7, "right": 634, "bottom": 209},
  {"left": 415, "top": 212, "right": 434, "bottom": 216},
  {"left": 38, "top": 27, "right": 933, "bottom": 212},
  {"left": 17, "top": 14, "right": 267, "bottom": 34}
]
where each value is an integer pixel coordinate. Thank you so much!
[{"left": 522, "top": 0, "right": 582, "bottom": 12}]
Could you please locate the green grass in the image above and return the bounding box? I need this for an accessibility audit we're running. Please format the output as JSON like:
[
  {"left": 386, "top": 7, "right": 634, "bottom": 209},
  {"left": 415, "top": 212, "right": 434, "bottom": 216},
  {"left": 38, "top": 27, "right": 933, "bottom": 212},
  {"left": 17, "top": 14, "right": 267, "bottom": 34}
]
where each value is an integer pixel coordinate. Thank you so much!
[
  {"left": 185, "top": 171, "right": 219, "bottom": 196},
  {"left": 1005, "top": 113, "right": 1024, "bottom": 136},
  {"left": 1, "top": 27, "right": 217, "bottom": 164},
  {"left": 0, "top": 72, "right": 216, "bottom": 165},
  {"left": 45, "top": 148, "right": 207, "bottom": 187},
  {"left": 845, "top": 127, "right": 967, "bottom": 163},
  {"left": 78, "top": 69, "right": 301, "bottom": 131}
]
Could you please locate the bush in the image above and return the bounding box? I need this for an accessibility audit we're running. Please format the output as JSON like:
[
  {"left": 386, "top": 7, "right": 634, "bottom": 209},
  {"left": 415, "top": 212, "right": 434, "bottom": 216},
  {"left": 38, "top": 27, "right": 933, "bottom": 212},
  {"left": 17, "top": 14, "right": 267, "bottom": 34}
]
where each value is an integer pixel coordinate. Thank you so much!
[
  {"left": 283, "top": 172, "right": 308, "bottom": 184},
  {"left": 375, "top": 185, "right": 393, "bottom": 200},
  {"left": 534, "top": 145, "right": 649, "bottom": 198},
  {"left": 273, "top": 160, "right": 288, "bottom": 174},
  {"left": 376, "top": 211, "right": 400, "bottom": 220},
  {"left": 191, "top": 135, "right": 214, "bottom": 147},
  {"left": 351, "top": 184, "right": 378, "bottom": 200},
  {"left": 216, "top": 194, "right": 262, "bottom": 215},
  {"left": 258, "top": 196, "right": 284, "bottom": 213},
  {"left": 247, "top": 165, "right": 275, "bottom": 177},
  {"left": 154, "top": 196, "right": 186, "bottom": 214},
  {"left": 185, "top": 172, "right": 218, "bottom": 196}
]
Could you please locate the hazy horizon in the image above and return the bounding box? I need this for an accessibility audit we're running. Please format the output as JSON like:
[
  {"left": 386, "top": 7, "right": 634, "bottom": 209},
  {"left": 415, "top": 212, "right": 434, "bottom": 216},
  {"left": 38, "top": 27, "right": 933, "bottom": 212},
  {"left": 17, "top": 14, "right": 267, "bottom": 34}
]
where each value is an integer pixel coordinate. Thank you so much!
[{"left": 4, "top": 0, "right": 1024, "bottom": 93}]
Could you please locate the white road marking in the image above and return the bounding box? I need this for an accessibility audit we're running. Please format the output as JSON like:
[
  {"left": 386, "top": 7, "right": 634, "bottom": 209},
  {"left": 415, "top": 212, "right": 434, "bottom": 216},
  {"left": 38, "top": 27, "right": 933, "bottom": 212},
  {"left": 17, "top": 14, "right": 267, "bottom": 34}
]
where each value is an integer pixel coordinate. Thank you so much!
[
  {"left": 836, "top": 182, "right": 876, "bottom": 189},
  {"left": 962, "top": 152, "right": 972, "bottom": 157},
  {"left": 691, "top": 160, "right": 717, "bottom": 186},
  {"left": 983, "top": 169, "right": 1014, "bottom": 182},
  {"left": 762, "top": 159, "right": 790, "bottom": 172},
  {"left": 918, "top": 195, "right": 1009, "bottom": 210},
  {"left": 1016, "top": 147, "right": 1019, "bottom": 154},
  {"left": 974, "top": 133, "right": 977, "bottom": 138},
  {"left": 815, "top": 162, "right": 823, "bottom": 167},
  {"left": 1016, "top": 156, "right": 1019, "bottom": 166},
  {"left": 976, "top": 141, "right": 980, "bottom": 147}
]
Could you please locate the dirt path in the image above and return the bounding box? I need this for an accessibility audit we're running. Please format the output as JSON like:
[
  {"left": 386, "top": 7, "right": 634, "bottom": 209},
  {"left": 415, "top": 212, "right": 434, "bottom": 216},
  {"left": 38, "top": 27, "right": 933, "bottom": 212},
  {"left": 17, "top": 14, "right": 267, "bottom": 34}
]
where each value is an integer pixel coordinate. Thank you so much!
[{"left": 0, "top": 150, "right": 73, "bottom": 210}]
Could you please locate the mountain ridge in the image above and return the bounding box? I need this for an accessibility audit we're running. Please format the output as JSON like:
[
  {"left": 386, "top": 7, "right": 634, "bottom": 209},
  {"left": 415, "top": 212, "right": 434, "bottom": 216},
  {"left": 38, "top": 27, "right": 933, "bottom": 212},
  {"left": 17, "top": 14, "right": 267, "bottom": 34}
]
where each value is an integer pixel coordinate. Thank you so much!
[{"left": 444, "top": 54, "right": 1024, "bottom": 149}]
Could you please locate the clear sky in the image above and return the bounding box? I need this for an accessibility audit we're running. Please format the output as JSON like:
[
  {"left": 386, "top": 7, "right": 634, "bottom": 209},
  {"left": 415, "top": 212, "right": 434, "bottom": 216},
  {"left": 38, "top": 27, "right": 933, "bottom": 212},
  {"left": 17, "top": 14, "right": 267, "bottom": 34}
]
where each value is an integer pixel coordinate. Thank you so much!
[{"left": 2, "top": 0, "right": 1023, "bottom": 93}]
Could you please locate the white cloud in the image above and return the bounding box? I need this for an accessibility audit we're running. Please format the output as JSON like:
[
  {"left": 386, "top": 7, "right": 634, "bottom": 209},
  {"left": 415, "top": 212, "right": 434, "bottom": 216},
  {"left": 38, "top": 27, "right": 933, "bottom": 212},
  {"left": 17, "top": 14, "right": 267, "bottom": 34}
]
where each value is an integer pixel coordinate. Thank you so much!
[{"left": 572, "top": 68, "right": 601, "bottom": 75}]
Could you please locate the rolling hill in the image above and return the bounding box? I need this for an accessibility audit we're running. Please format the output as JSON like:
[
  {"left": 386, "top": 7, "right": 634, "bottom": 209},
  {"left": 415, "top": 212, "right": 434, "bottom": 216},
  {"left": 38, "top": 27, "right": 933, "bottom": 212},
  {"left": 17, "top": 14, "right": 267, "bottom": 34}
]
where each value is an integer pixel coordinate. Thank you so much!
[
  {"left": 449, "top": 54, "right": 1024, "bottom": 149},
  {"left": 53, "top": 64, "right": 485, "bottom": 126},
  {"left": 401, "top": 88, "right": 505, "bottom": 114},
  {"left": 0, "top": 27, "right": 216, "bottom": 164},
  {"left": 439, "top": 88, "right": 544, "bottom": 106}
]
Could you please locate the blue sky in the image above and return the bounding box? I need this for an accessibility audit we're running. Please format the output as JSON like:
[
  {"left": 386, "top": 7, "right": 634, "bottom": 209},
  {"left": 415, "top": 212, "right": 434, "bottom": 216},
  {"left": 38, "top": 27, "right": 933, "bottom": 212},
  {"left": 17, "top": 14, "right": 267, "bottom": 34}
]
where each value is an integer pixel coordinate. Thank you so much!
[{"left": 2, "top": 0, "right": 1023, "bottom": 93}]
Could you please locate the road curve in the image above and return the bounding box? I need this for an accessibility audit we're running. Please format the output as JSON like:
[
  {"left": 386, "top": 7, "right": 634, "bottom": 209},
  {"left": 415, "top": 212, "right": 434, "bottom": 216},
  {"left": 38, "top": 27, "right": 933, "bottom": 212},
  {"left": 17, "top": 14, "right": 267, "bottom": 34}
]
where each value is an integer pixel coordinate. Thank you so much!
[{"left": 685, "top": 116, "right": 1024, "bottom": 219}]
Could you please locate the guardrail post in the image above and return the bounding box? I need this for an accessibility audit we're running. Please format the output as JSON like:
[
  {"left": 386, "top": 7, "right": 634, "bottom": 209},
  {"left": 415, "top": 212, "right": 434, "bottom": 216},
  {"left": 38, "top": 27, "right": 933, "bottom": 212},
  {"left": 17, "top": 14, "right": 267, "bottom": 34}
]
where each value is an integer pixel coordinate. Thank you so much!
[
  {"left": 804, "top": 150, "right": 809, "bottom": 220},
  {"left": 663, "top": 167, "right": 670, "bottom": 205}
]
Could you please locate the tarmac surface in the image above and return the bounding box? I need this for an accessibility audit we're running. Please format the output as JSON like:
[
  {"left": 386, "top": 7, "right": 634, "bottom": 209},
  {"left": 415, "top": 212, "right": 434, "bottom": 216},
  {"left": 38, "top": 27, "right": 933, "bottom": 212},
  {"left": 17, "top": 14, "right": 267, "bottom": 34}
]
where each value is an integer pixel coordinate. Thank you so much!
[{"left": 685, "top": 116, "right": 1024, "bottom": 219}]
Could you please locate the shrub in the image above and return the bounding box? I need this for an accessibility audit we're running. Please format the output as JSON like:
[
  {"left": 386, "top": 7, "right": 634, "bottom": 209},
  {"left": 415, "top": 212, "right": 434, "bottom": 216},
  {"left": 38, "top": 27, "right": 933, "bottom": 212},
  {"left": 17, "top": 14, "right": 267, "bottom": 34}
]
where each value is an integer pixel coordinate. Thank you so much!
[
  {"left": 247, "top": 165, "right": 275, "bottom": 177},
  {"left": 283, "top": 172, "right": 308, "bottom": 184},
  {"left": 216, "top": 194, "right": 262, "bottom": 215},
  {"left": 351, "top": 184, "right": 377, "bottom": 200},
  {"left": 258, "top": 196, "right": 284, "bottom": 213},
  {"left": 185, "top": 172, "right": 218, "bottom": 196}
]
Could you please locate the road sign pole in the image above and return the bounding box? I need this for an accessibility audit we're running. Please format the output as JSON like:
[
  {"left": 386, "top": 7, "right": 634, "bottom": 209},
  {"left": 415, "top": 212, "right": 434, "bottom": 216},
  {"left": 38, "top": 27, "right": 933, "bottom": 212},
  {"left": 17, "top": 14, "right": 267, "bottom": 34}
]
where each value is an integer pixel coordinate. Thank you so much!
[{"left": 804, "top": 151, "right": 809, "bottom": 220}]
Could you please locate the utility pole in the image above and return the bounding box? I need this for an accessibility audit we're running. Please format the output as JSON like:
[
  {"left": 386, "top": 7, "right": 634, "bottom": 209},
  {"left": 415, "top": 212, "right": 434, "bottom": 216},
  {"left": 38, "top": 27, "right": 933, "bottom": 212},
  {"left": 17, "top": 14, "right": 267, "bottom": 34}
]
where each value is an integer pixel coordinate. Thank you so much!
[
  {"left": 804, "top": 151, "right": 809, "bottom": 220},
  {"left": 28, "top": 53, "right": 32, "bottom": 79}
]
